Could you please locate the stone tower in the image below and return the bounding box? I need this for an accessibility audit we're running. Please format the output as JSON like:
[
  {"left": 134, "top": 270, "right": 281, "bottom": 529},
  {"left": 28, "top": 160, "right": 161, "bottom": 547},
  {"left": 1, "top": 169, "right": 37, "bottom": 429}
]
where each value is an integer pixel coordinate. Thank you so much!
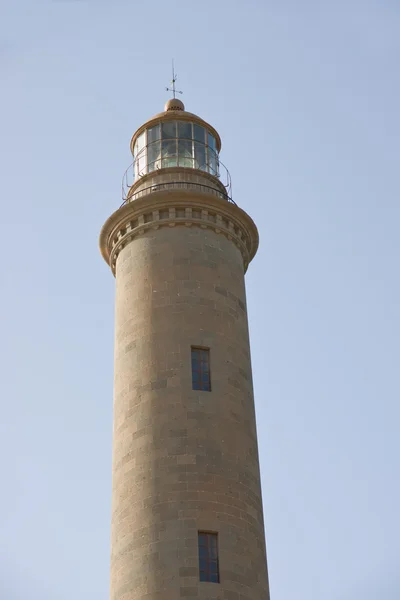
[{"left": 99, "top": 98, "right": 270, "bottom": 600}]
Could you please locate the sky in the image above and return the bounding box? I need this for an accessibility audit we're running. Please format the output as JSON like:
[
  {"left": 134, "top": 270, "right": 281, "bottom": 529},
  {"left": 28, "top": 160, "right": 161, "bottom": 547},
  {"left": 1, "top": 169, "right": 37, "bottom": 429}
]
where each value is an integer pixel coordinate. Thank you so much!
[{"left": 0, "top": 0, "right": 399, "bottom": 598}]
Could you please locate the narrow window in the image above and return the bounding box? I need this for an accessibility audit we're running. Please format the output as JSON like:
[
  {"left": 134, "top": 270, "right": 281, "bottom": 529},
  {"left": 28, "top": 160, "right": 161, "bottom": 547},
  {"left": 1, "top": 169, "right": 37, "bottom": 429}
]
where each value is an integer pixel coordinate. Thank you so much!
[
  {"left": 198, "top": 532, "right": 219, "bottom": 583},
  {"left": 191, "top": 347, "right": 211, "bottom": 391}
]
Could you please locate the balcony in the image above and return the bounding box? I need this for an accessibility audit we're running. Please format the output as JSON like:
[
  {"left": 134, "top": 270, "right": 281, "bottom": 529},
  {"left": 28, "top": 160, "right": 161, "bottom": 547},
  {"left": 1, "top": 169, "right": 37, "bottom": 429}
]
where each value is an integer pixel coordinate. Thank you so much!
[{"left": 120, "top": 179, "right": 236, "bottom": 208}]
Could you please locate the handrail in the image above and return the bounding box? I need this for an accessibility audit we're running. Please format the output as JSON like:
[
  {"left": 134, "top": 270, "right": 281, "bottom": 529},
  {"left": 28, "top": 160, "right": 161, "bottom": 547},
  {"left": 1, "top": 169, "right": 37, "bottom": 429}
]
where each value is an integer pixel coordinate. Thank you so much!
[
  {"left": 120, "top": 181, "right": 236, "bottom": 207},
  {"left": 122, "top": 146, "right": 232, "bottom": 200}
]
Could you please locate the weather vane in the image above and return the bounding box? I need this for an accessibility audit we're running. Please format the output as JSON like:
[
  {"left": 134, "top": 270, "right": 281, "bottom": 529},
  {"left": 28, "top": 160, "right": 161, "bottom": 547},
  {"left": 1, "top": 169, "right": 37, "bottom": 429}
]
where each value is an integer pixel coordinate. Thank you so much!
[{"left": 166, "top": 60, "right": 183, "bottom": 99}]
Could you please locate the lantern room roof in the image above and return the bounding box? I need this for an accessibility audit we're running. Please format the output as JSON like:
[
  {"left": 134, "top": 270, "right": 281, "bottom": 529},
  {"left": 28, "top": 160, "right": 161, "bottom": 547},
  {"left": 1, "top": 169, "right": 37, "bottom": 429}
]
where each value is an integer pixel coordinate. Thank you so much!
[{"left": 130, "top": 99, "right": 222, "bottom": 155}]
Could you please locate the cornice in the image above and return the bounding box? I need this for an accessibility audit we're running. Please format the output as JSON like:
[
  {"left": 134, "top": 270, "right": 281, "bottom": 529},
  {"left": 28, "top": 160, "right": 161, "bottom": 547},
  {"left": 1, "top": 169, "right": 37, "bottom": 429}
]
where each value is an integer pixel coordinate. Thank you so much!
[{"left": 99, "top": 191, "right": 259, "bottom": 277}]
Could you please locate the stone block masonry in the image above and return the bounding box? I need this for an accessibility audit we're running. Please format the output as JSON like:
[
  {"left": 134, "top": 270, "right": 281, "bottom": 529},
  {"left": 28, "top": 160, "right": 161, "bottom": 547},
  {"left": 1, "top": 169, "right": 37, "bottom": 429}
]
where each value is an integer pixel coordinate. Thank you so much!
[{"left": 106, "top": 219, "right": 270, "bottom": 600}]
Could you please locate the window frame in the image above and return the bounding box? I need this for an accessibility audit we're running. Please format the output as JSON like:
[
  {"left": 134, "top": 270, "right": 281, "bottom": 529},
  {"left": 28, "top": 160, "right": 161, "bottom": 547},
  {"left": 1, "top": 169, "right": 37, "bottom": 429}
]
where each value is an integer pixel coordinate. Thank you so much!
[
  {"left": 198, "top": 531, "right": 220, "bottom": 583},
  {"left": 133, "top": 121, "right": 220, "bottom": 179},
  {"left": 191, "top": 347, "right": 211, "bottom": 392}
]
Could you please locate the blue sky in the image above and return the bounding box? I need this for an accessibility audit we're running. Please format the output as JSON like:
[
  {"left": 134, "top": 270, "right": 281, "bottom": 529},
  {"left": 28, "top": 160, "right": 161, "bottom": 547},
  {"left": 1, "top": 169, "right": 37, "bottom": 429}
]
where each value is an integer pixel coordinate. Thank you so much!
[{"left": 1, "top": 1, "right": 399, "bottom": 598}]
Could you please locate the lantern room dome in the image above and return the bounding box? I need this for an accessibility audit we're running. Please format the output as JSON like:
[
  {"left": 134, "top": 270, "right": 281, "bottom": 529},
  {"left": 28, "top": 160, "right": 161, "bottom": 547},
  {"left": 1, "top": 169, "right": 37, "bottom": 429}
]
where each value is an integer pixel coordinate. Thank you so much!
[{"left": 130, "top": 102, "right": 221, "bottom": 155}]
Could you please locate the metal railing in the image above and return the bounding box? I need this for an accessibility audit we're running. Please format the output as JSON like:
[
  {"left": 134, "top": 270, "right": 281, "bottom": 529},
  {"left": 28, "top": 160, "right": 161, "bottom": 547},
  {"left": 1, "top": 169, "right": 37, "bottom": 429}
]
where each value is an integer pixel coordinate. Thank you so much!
[
  {"left": 120, "top": 181, "right": 236, "bottom": 207},
  {"left": 122, "top": 145, "right": 232, "bottom": 201}
]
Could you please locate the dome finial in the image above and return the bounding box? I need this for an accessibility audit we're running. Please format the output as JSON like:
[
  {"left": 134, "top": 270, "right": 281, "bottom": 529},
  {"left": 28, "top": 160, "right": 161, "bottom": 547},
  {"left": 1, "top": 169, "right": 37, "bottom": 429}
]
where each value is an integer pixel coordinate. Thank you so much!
[{"left": 164, "top": 98, "right": 185, "bottom": 111}]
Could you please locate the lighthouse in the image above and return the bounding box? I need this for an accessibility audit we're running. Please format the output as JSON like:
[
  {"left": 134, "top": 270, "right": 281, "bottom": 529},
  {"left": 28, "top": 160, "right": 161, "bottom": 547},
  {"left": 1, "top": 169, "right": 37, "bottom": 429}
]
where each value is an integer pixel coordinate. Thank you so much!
[{"left": 100, "top": 96, "right": 270, "bottom": 600}]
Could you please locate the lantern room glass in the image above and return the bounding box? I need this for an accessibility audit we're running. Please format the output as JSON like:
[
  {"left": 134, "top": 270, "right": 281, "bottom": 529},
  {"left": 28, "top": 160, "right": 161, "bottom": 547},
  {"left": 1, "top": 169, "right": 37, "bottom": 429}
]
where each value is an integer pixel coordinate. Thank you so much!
[{"left": 133, "top": 120, "right": 219, "bottom": 179}]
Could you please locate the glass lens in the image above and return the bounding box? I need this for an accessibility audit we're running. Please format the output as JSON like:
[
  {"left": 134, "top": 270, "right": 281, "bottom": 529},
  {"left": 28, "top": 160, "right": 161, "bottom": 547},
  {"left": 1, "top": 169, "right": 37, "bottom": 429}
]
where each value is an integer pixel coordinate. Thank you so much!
[
  {"left": 161, "top": 139, "right": 177, "bottom": 168},
  {"left": 162, "top": 156, "right": 178, "bottom": 168},
  {"left": 138, "top": 151, "right": 147, "bottom": 176},
  {"left": 178, "top": 140, "right": 193, "bottom": 168},
  {"left": 194, "top": 142, "right": 206, "bottom": 171},
  {"left": 208, "top": 131, "right": 216, "bottom": 150},
  {"left": 193, "top": 124, "right": 205, "bottom": 143},
  {"left": 147, "top": 125, "right": 160, "bottom": 143},
  {"left": 162, "top": 121, "right": 177, "bottom": 139},
  {"left": 137, "top": 131, "right": 145, "bottom": 151},
  {"left": 178, "top": 121, "right": 192, "bottom": 139},
  {"left": 162, "top": 140, "right": 176, "bottom": 157},
  {"left": 207, "top": 148, "right": 218, "bottom": 175},
  {"left": 148, "top": 141, "right": 161, "bottom": 172}
]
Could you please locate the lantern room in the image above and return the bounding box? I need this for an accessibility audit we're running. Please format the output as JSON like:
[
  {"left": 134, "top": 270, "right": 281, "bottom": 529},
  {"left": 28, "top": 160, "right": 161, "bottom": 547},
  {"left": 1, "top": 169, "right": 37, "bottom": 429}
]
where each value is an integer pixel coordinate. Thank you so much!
[
  {"left": 133, "top": 119, "right": 219, "bottom": 178},
  {"left": 123, "top": 99, "right": 232, "bottom": 202}
]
